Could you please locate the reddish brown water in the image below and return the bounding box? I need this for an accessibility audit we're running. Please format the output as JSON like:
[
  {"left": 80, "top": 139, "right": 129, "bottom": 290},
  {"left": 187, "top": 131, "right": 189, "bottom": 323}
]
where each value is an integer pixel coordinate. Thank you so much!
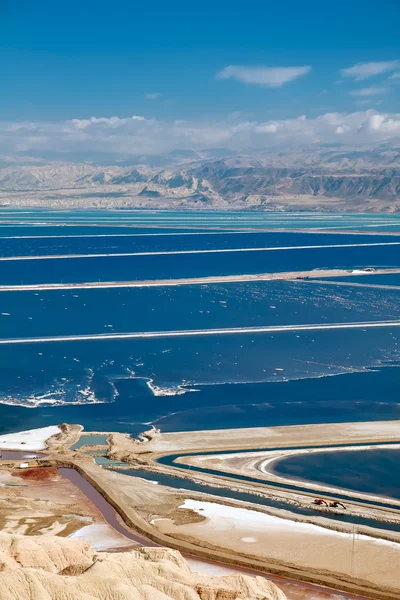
[
  {"left": 59, "top": 467, "right": 154, "bottom": 546},
  {"left": 0, "top": 450, "right": 44, "bottom": 460}
]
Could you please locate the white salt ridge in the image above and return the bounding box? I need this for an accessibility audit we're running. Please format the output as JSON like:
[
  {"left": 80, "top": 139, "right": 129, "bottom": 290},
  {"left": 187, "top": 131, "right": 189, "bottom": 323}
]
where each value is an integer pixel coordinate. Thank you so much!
[
  {"left": 145, "top": 378, "right": 188, "bottom": 397},
  {"left": 0, "top": 426, "right": 61, "bottom": 450},
  {"left": 180, "top": 499, "right": 400, "bottom": 547}
]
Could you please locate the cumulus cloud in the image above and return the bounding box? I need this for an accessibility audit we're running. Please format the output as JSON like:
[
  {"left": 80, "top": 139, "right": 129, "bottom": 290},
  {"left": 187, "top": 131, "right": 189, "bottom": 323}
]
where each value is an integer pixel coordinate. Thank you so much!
[
  {"left": 350, "top": 87, "right": 388, "bottom": 97},
  {"left": 216, "top": 65, "right": 311, "bottom": 87},
  {"left": 1, "top": 110, "right": 400, "bottom": 157},
  {"left": 341, "top": 60, "right": 400, "bottom": 80},
  {"left": 145, "top": 92, "right": 162, "bottom": 100}
]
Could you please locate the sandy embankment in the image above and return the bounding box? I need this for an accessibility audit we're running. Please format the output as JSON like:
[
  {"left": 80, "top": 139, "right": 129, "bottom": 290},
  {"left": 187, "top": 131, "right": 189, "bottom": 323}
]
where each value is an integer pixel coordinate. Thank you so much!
[
  {"left": 176, "top": 442, "right": 400, "bottom": 508},
  {"left": 108, "top": 422, "right": 400, "bottom": 524},
  {"left": 71, "top": 458, "right": 400, "bottom": 599},
  {"left": 1, "top": 266, "right": 400, "bottom": 292},
  {"left": 134, "top": 420, "right": 400, "bottom": 454}
]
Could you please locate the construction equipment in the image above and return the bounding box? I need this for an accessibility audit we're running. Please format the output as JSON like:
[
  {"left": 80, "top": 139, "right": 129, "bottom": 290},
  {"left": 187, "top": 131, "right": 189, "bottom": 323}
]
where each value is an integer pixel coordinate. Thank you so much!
[
  {"left": 330, "top": 500, "right": 346, "bottom": 509},
  {"left": 313, "top": 498, "right": 329, "bottom": 506}
]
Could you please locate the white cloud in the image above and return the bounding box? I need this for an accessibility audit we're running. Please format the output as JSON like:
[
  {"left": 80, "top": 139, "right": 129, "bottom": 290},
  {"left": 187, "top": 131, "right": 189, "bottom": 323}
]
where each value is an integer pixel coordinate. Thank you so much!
[
  {"left": 1, "top": 110, "right": 400, "bottom": 157},
  {"left": 350, "top": 87, "right": 388, "bottom": 97},
  {"left": 216, "top": 65, "right": 311, "bottom": 87},
  {"left": 145, "top": 92, "right": 162, "bottom": 100},
  {"left": 358, "top": 113, "right": 400, "bottom": 134},
  {"left": 341, "top": 60, "right": 400, "bottom": 80},
  {"left": 389, "top": 72, "right": 400, "bottom": 80},
  {"left": 354, "top": 99, "right": 375, "bottom": 106}
]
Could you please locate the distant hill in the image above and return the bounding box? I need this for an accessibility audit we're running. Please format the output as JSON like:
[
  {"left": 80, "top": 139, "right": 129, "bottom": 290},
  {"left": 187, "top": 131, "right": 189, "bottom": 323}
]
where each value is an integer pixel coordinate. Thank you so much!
[{"left": 0, "top": 143, "right": 399, "bottom": 212}]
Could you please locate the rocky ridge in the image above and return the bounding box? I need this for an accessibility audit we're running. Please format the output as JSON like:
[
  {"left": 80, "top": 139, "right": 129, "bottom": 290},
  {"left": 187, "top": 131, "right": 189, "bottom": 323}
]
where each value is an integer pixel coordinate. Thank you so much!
[
  {"left": 0, "top": 533, "right": 286, "bottom": 600},
  {"left": 0, "top": 143, "right": 400, "bottom": 211}
]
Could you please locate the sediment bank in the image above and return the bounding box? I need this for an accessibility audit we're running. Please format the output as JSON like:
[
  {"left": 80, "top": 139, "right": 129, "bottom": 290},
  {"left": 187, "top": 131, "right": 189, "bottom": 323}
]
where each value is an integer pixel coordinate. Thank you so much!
[{"left": 0, "top": 267, "right": 399, "bottom": 291}]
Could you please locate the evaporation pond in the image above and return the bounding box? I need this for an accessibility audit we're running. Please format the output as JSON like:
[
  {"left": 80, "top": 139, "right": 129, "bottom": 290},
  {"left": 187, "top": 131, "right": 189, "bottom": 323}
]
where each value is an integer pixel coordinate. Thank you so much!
[
  {"left": 2, "top": 280, "right": 400, "bottom": 338},
  {"left": 3, "top": 242, "right": 400, "bottom": 285},
  {"left": 272, "top": 447, "right": 400, "bottom": 500},
  {"left": 71, "top": 434, "right": 109, "bottom": 450},
  {"left": 0, "top": 231, "right": 397, "bottom": 257}
]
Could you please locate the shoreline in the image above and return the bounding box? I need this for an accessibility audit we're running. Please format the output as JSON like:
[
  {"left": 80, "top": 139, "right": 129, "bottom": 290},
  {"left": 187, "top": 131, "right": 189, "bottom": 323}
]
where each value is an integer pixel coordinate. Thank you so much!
[{"left": 1, "top": 422, "right": 400, "bottom": 598}]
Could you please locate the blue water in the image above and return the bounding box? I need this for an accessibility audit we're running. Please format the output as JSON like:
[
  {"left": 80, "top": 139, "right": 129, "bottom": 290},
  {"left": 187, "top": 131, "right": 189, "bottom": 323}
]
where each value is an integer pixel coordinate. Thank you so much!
[
  {"left": 0, "top": 209, "right": 399, "bottom": 504},
  {"left": 272, "top": 448, "right": 400, "bottom": 501},
  {"left": 318, "top": 273, "right": 400, "bottom": 286},
  {"left": 0, "top": 324, "right": 398, "bottom": 410},
  {"left": 2, "top": 243, "right": 400, "bottom": 285},
  {"left": 1, "top": 208, "right": 400, "bottom": 547},
  {"left": 0, "top": 225, "right": 228, "bottom": 237},
  {"left": 1, "top": 365, "right": 399, "bottom": 438},
  {"left": 0, "top": 231, "right": 398, "bottom": 257},
  {"left": 1, "top": 281, "right": 399, "bottom": 338}
]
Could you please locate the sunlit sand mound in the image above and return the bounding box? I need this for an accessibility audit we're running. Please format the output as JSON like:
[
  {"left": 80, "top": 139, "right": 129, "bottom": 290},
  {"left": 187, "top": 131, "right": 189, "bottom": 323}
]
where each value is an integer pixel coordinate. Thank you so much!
[{"left": 0, "top": 533, "right": 286, "bottom": 600}]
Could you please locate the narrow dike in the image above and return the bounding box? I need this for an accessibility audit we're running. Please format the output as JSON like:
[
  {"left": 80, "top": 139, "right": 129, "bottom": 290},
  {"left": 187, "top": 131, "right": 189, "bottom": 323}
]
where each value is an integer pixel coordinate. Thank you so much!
[
  {"left": 59, "top": 467, "right": 154, "bottom": 546},
  {"left": 156, "top": 440, "right": 400, "bottom": 517},
  {"left": 59, "top": 465, "right": 370, "bottom": 600}
]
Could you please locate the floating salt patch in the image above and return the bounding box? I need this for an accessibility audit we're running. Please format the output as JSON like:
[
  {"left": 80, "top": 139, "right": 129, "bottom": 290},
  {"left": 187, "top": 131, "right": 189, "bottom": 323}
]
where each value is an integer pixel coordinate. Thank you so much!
[{"left": 241, "top": 537, "right": 257, "bottom": 543}]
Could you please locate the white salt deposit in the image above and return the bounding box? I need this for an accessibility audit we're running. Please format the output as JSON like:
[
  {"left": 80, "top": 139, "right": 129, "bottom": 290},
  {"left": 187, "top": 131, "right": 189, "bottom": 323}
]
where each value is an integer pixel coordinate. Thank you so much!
[
  {"left": 69, "top": 524, "right": 134, "bottom": 551},
  {"left": 180, "top": 499, "right": 399, "bottom": 547},
  {"left": 0, "top": 426, "right": 61, "bottom": 451}
]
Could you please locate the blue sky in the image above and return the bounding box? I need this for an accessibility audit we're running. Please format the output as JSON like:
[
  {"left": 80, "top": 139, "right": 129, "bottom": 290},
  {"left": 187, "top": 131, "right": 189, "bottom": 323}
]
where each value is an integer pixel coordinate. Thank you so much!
[{"left": 0, "top": 0, "right": 399, "bottom": 155}]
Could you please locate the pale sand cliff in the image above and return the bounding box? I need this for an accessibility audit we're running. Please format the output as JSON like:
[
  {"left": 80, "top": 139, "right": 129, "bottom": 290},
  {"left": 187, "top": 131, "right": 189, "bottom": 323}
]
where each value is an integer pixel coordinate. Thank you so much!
[{"left": 0, "top": 533, "right": 286, "bottom": 600}]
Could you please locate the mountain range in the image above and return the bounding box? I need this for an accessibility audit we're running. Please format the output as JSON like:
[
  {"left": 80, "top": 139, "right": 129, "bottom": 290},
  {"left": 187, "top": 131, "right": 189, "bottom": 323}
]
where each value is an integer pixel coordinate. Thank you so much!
[{"left": 0, "top": 142, "right": 399, "bottom": 212}]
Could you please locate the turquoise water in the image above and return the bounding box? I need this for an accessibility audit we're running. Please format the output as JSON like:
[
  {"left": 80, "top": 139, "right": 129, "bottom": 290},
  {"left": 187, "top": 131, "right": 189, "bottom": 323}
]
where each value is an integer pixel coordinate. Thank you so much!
[
  {"left": 70, "top": 434, "right": 109, "bottom": 450},
  {"left": 94, "top": 456, "right": 128, "bottom": 467},
  {"left": 2, "top": 208, "right": 400, "bottom": 231}
]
